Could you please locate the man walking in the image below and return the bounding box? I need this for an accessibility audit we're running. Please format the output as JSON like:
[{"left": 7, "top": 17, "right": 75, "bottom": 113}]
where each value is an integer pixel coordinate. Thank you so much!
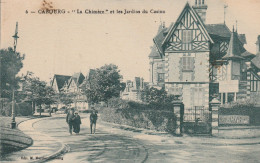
[
  {"left": 66, "top": 108, "right": 75, "bottom": 135},
  {"left": 90, "top": 108, "right": 98, "bottom": 134}
]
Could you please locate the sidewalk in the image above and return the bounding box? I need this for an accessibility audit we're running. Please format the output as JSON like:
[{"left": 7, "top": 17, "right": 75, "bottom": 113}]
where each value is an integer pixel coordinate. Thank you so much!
[
  {"left": 1, "top": 117, "right": 67, "bottom": 163},
  {"left": 96, "top": 116, "right": 260, "bottom": 146},
  {"left": 2, "top": 114, "right": 260, "bottom": 162}
]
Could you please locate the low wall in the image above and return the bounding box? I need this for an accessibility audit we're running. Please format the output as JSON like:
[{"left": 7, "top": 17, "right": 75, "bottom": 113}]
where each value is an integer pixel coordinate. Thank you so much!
[
  {"left": 99, "top": 107, "right": 176, "bottom": 133},
  {"left": 219, "top": 107, "right": 260, "bottom": 126}
]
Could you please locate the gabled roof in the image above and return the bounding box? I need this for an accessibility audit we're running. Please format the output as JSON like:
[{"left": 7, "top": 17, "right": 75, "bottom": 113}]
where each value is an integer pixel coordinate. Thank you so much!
[
  {"left": 162, "top": 2, "right": 213, "bottom": 46},
  {"left": 153, "top": 27, "right": 168, "bottom": 56},
  {"left": 252, "top": 52, "right": 260, "bottom": 70},
  {"left": 52, "top": 74, "right": 71, "bottom": 91},
  {"left": 69, "top": 72, "right": 85, "bottom": 87},
  {"left": 223, "top": 30, "right": 245, "bottom": 60},
  {"left": 205, "top": 24, "right": 231, "bottom": 38},
  {"left": 151, "top": 22, "right": 174, "bottom": 57}
]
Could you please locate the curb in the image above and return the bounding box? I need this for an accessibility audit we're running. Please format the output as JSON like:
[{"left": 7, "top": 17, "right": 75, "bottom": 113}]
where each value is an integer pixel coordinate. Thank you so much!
[
  {"left": 17, "top": 117, "right": 69, "bottom": 163},
  {"left": 100, "top": 120, "right": 260, "bottom": 146},
  {"left": 32, "top": 144, "right": 69, "bottom": 163}
]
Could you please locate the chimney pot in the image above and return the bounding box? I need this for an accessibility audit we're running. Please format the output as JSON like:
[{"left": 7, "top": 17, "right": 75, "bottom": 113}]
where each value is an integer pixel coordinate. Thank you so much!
[
  {"left": 256, "top": 35, "right": 260, "bottom": 53},
  {"left": 193, "top": 0, "right": 208, "bottom": 23}
]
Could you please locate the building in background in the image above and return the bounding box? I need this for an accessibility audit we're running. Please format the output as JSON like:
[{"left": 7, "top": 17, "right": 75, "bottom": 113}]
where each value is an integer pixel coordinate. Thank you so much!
[
  {"left": 121, "top": 77, "right": 147, "bottom": 102},
  {"left": 51, "top": 72, "right": 88, "bottom": 111},
  {"left": 149, "top": 0, "right": 260, "bottom": 122}
]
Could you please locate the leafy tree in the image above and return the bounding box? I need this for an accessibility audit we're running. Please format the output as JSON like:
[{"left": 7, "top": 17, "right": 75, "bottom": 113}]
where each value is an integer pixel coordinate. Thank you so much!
[
  {"left": 58, "top": 89, "right": 77, "bottom": 108},
  {"left": 0, "top": 47, "right": 25, "bottom": 115},
  {"left": 22, "top": 72, "right": 56, "bottom": 116},
  {"left": 81, "top": 64, "right": 123, "bottom": 105},
  {"left": 0, "top": 47, "right": 25, "bottom": 99},
  {"left": 143, "top": 87, "right": 175, "bottom": 104}
]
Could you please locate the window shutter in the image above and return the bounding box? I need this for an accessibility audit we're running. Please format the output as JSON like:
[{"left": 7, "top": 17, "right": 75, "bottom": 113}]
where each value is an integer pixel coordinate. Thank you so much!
[
  {"left": 179, "top": 57, "right": 183, "bottom": 80},
  {"left": 191, "top": 87, "right": 194, "bottom": 107},
  {"left": 191, "top": 57, "right": 195, "bottom": 81}
]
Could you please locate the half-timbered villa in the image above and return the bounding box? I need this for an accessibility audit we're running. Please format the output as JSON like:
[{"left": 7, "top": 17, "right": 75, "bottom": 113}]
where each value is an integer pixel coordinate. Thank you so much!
[
  {"left": 51, "top": 72, "right": 88, "bottom": 111},
  {"left": 149, "top": 0, "right": 260, "bottom": 123}
]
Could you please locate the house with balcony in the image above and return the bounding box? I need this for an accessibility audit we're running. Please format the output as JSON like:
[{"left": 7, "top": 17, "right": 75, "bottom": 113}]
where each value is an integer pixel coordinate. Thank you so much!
[{"left": 149, "top": 0, "right": 260, "bottom": 122}]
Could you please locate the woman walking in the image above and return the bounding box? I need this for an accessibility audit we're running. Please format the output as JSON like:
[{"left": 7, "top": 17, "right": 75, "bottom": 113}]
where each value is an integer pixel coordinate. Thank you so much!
[{"left": 73, "top": 112, "right": 81, "bottom": 135}]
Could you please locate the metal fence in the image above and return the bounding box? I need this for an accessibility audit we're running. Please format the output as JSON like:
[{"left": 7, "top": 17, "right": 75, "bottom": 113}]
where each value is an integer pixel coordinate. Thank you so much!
[{"left": 184, "top": 106, "right": 211, "bottom": 122}]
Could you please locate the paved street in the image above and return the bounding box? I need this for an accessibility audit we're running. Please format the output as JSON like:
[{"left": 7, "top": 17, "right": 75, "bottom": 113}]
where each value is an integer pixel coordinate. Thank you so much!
[{"left": 31, "top": 114, "right": 260, "bottom": 163}]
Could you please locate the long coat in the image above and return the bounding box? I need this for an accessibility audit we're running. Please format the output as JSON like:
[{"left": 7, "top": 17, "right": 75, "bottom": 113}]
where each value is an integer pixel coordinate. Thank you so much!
[{"left": 73, "top": 115, "right": 81, "bottom": 133}]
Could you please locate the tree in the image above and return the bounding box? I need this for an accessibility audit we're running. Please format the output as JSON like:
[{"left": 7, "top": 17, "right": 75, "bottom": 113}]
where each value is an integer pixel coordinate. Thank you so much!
[
  {"left": 0, "top": 47, "right": 25, "bottom": 115},
  {"left": 22, "top": 72, "right": 56, "bottom": 116},
  {"left": 0, "top": 47, "right": 25, "bottom": 99},
  {"left": 58, "top": 89, "right": 76, "bottom": 108},
  {"left": 143, "top": 87, "right": 175, "bottom": 104},
  {"left": 82, "top": 64, "right": 123, "bottom": 105}
]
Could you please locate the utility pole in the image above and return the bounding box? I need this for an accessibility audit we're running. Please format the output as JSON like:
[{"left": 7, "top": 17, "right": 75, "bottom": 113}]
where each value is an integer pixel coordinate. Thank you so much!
[{"left": 11, "top": 22, "right": 19, "bottom": 129}]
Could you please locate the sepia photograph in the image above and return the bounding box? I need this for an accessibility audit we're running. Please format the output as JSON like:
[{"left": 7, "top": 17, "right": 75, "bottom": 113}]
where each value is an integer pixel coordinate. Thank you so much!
[{"left": 0, "top": 0, "right": 260, "bottom": 162}]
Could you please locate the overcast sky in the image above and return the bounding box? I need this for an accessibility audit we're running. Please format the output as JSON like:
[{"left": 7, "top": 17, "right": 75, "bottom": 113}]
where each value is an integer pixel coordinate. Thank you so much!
[{"left": 1, "top": 0, "right": 260, "bottom": 82}]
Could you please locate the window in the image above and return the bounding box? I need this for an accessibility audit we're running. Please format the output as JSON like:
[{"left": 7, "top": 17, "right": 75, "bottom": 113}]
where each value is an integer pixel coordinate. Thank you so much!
[
  {"left": 192, "top": 87, "right": 204, "bottom": 107},
  {"left": 157, "top": 73, "right": 165, "bottom": 82},
  {"left": 183, "top": 30, "right": 192, "bottom": 43},
  {"left": 250, "top": 74, "right": 259, "bottom": 92},
  {"left": 182, "top": 56, "right": 193, "bottom": 71}
]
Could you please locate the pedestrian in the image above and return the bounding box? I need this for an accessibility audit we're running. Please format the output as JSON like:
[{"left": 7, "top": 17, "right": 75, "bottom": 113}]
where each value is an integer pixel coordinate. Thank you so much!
[
  {"left": 66, "top": 108, "right": 75, "bottom": 135},
  {"left": 73, "top": 112, "right": 81, "bottom": 135},
  {"left": 90, "top": 108, "right": 98, "bottom": 134}
]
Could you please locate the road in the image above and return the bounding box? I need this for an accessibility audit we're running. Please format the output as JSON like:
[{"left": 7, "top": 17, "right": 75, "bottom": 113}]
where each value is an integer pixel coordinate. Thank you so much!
[{"left": 32, "top": 114, "right": 260, "bottom": 163}]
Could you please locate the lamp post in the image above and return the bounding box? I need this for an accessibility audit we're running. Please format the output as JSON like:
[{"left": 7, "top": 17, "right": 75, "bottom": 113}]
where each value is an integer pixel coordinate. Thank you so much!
[
  {"left": 0, "top": 55, "right": 3, "bottom": 113},
  {"left": 10, "top": 22, "right": 19, "bottom": 129},
  {"left": 0, "top": 55, "right": 2, "bottom": 109}
]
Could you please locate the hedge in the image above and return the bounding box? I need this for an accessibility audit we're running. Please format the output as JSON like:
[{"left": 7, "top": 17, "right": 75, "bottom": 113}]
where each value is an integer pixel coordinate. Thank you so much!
[
  {"left": 99, "top": 98, "right": 177, "bottom": 133},
  {"left": 0, "top": 101, "right": 32, "bottom": 116}
]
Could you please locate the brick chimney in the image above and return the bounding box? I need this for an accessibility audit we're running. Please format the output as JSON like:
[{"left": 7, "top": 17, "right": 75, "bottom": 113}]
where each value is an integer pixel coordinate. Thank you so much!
[
  {"left": 193, "top": 0, "right": 208, "bottom": 23},
  {"left": 256, "top": 35, "right": 260, "bottom": 53}
]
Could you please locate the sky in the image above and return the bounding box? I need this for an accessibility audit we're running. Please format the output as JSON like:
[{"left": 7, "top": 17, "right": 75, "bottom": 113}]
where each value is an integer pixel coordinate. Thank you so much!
[{"left": 1, "top": 0, "right": 260, "bottom": 82}]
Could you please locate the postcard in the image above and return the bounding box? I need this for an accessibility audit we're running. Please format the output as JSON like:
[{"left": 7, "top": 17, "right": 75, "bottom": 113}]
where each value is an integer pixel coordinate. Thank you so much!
[{"left": 1, "top": 0, "right": 260, "bottom": 162}]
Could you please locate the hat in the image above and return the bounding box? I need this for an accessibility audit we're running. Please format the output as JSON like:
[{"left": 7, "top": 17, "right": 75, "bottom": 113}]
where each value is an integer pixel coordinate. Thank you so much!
[{"left": 74, "top": 111, "right": 78, "bottom": 114}]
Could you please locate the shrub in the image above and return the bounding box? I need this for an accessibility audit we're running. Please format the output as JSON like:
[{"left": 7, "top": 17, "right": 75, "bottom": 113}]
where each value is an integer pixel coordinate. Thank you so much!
[
  {"left": 99, "top": 98, "right": 176, "bottom": 133},
  {"left": 17, "top": 102, "right": 33, "bottom": 116},
  {"left": 1, "top": 102, "right": 12, "bottom": 116}
]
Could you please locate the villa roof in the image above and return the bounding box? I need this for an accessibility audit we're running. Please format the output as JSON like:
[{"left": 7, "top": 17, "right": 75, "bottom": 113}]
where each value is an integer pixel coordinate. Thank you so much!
[
  {"left": 52, "top": 74, "right": 71, "bottom": 91},
  {"left": 252, "top": 52, "right": 260, "bottom": 69},
  {"left": 205, "top": 24, "right": 231, "bottom": 38},
  {"left": 222, "top": 30, "right": 245, "bottom": 60}
]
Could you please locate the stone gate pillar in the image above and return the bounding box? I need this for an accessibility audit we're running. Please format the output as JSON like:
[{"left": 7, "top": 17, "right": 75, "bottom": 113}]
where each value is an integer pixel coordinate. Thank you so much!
[
  {"left": 210, "top": 98, "right": 221, "bottom": 136},
  {"left": 173, "top": 101, "right": 184, "bottom": 136}
]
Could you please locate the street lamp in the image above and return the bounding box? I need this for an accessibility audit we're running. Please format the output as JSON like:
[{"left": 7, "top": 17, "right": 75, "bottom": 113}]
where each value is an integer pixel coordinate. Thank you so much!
[{"left": 10, "top": 22, "right": 19, "bottom": 129}]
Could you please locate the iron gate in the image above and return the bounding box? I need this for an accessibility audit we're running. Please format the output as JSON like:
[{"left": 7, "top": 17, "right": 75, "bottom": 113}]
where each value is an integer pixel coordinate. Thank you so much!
[{"left": 183, "top": 106, "right": 212, "bottom": 134}]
